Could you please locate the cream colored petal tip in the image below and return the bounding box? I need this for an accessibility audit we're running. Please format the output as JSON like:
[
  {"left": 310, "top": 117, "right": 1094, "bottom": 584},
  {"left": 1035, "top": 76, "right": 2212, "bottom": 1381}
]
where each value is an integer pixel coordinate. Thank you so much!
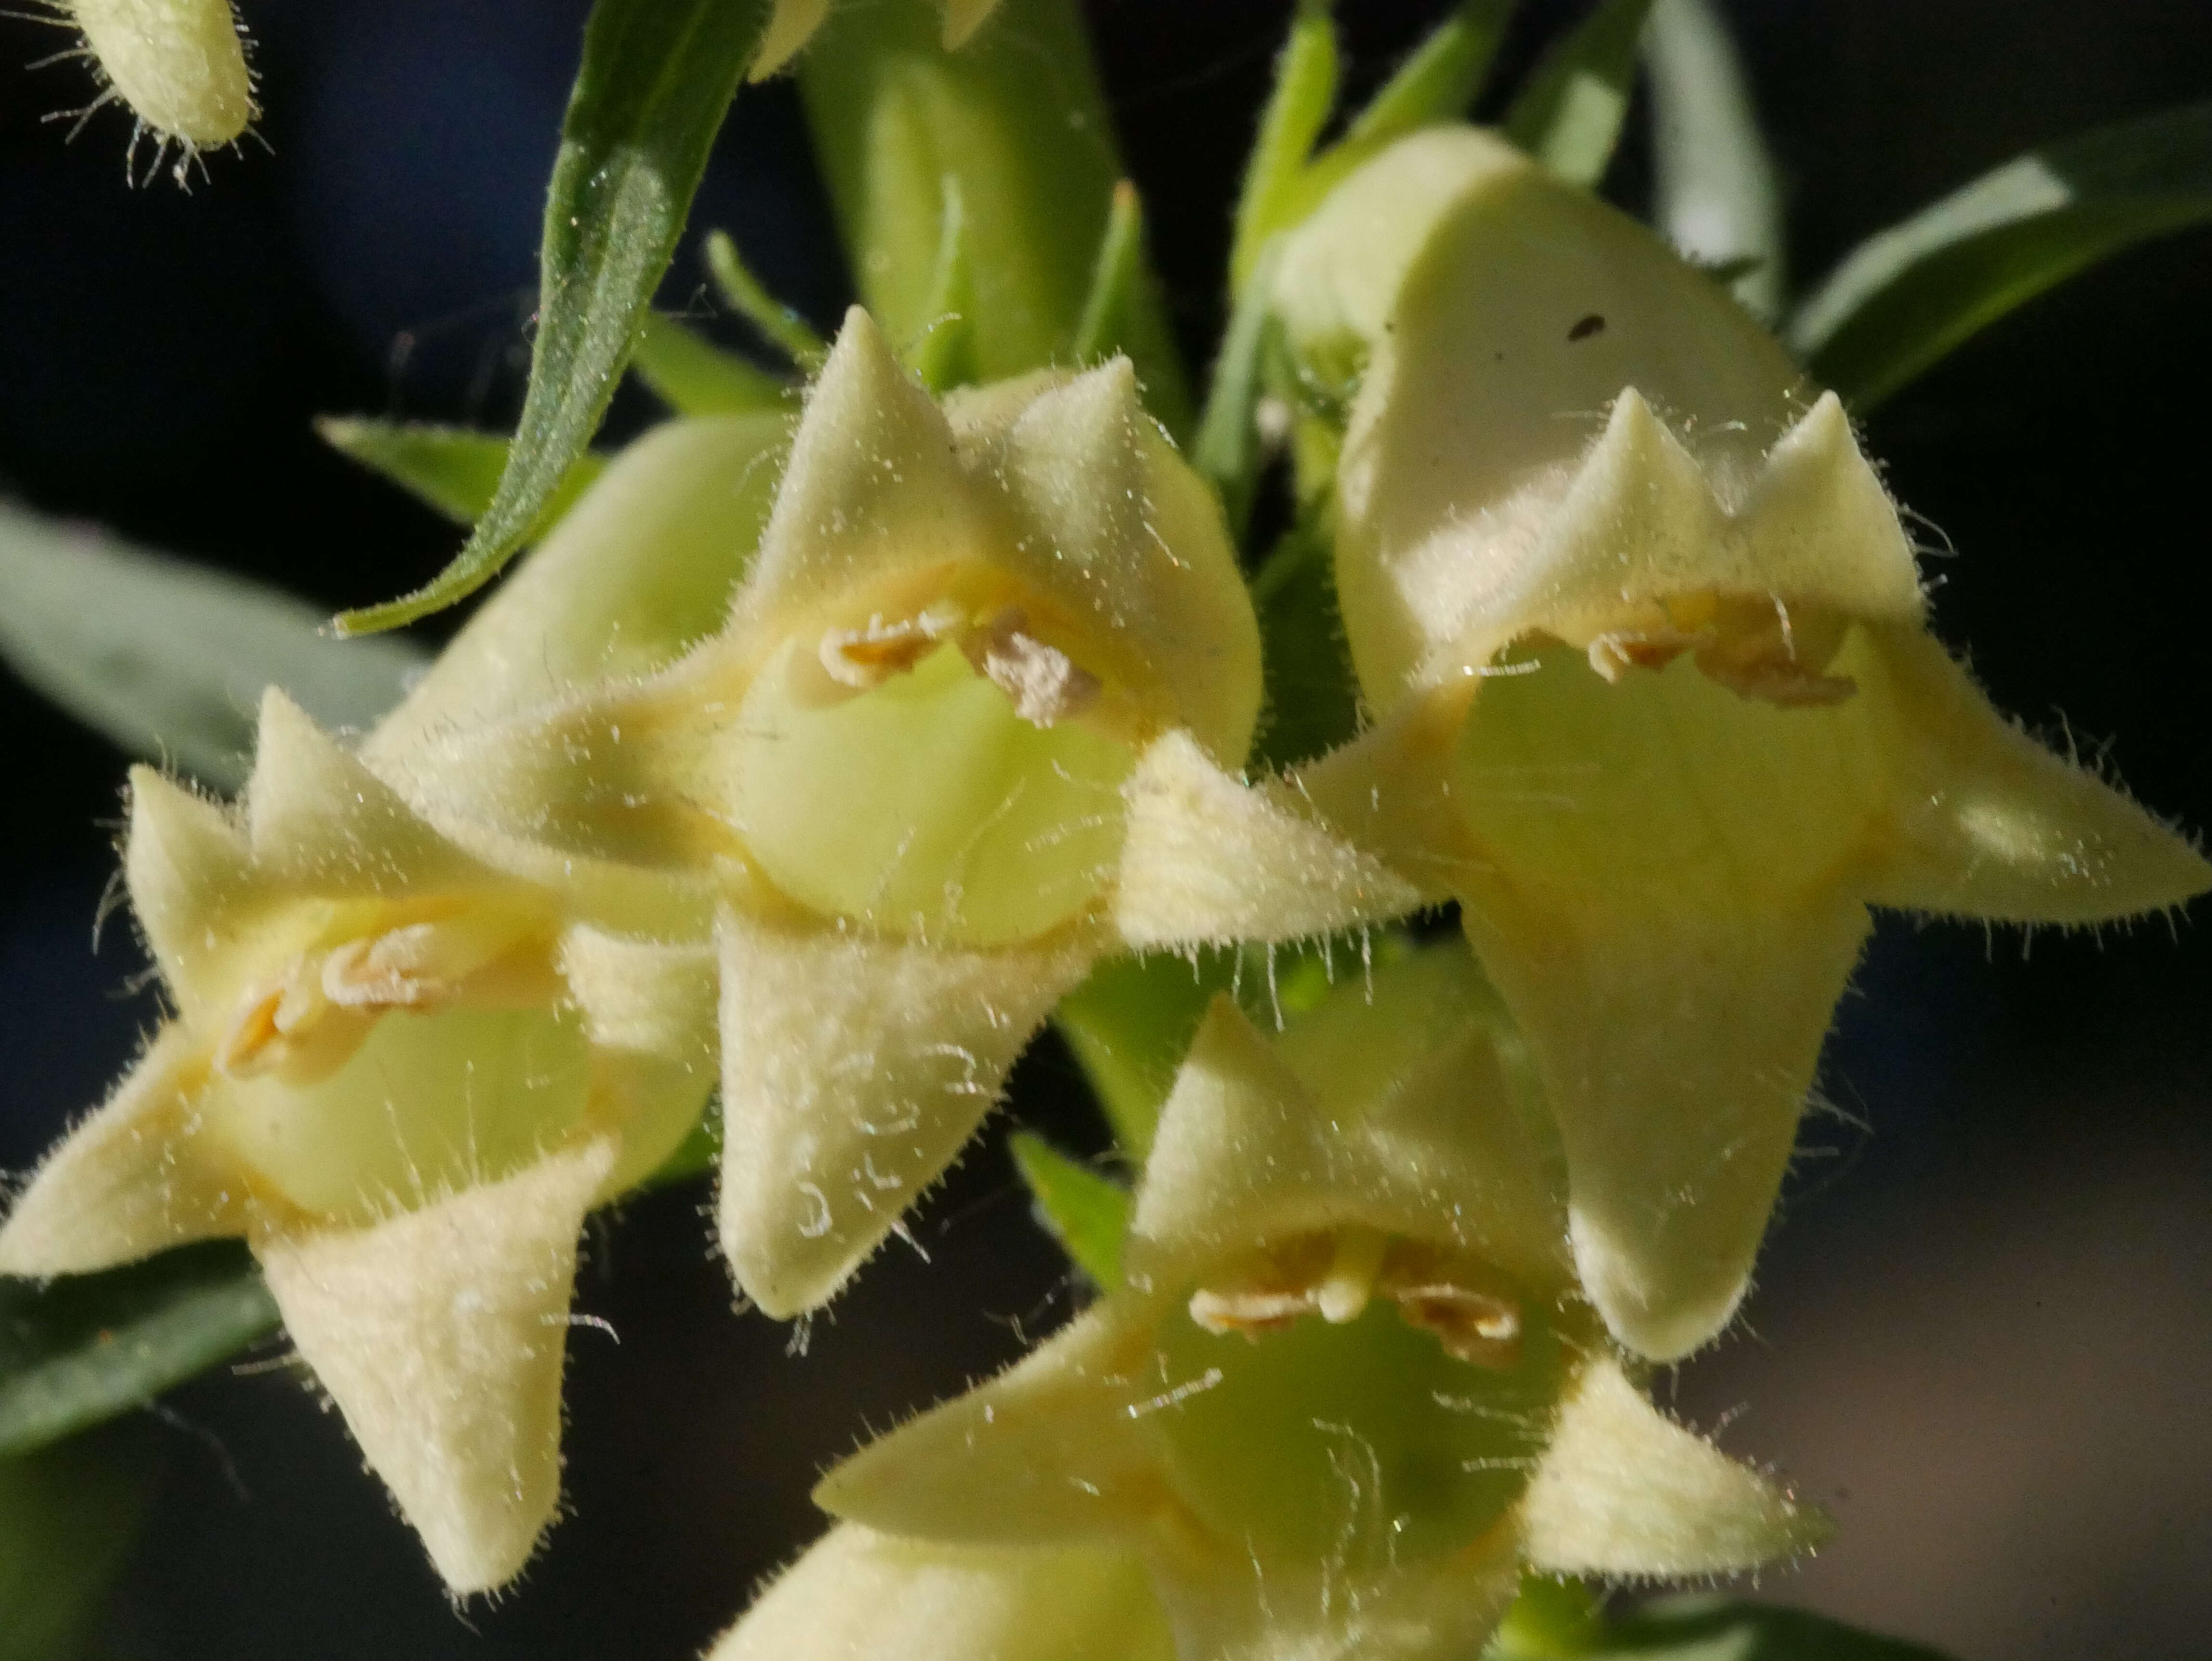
[
  {"left": 0, "top": 1028, "right": 247, "bottom": 1276},
  {"left": 715, "top": 913, "right": 1093, "bottom": 1318},
  {"left": 72, "top": 0, "right": 255, "bottom": 149},
  {"left": 1113, "top": 731, "right": 1422, "bottom": 947},
  {"left": 254, "top": 1139, "right": 614, "bottom": 1593},
  {"left": 708, "top": 1526, "right": 1174, "bottom": 1661},
  {"left": 814, "top": 1306, "right": 1159, "bottom": 1544},
  {"left": 1518, "top": 1357, "right": 1827, "bottom": 1578}
]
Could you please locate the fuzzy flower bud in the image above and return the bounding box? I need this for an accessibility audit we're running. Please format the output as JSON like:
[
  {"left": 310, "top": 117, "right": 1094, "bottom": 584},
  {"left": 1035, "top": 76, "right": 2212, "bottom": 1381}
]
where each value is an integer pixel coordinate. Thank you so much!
[
  {"left": 1269, "top": 129, "right": 2212, "bottom": 1361},
  {"left": 803, "top": 944, "right": 1821, "bottom": 1661},
  {"left": 62, "top": 0, "right": 254, "bottom": 151}
]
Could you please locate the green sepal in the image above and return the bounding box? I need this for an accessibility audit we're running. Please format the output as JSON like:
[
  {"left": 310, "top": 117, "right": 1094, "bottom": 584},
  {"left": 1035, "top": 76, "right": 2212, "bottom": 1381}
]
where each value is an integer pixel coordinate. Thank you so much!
[
  {"left": 1789, "top": 99, "right": 2212, "bottom": 409},
  {"left": 1193, "top": 242, "right": 1281, "bottom": 539},
  {"left": 1502, "top": 0, "right": 1654, "bottom": 186},
  {"left": 908, "top": 174, "right": 981, "bottom": 392},
  {"left": 317, "top": 418, "right": 607, "bottom": 528},
  {"left": 336, "top": 0, "right": 773, "bottom": 633},
  {"left": 1071, "top": 180, "right": 1146, "bottom": 366},
  {"left": 705, "top": 227, "right": 830, "bottom": 368},
  {"left": 1228, "top": 0, "right": 1339, "bottom": 294},
  {"left": 638, "top": 1096, "right": 724, "bottom": 1192},
  {"left": 0, "top": 1240, "right": 278, "bottom": 1459},
  {"left": 1008, "top": 1133, "right": 1131, "bottom": 1288},
  {"left": 1283, "top": 0, "right": 1515, "bottom": 229},
  {"left": 631, "top": 313, "right": 792, "bottom": 414}
]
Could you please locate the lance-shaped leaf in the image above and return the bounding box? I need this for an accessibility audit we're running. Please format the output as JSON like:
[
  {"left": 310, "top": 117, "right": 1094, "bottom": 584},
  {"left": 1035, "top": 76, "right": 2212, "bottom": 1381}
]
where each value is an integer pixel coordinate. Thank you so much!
[
  {"left": 1502, "top": 0, "right": 1653, "bottom": 186},
  {"left": 0, "top": 1241, "right": 276, "bottom": 1458},
  {"left": 1645, "top": 0, "right": 1784, "bottom": 321},
  {"left": 337, "top": 0, "right": 774, "bottom": 633},
  {"left": 1277, "top": 127, "right": 2211, "bottom": 1359},
  {"left": 1790, "top": 100, "right": 2212, "bottom": 410},
  {"left": 1, "top": 501, "right": 422, "bottom": 792}
]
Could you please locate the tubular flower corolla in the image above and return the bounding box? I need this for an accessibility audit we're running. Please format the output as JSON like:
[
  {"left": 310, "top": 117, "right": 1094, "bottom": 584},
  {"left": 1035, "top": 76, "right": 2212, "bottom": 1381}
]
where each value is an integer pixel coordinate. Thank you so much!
[
  {"left": 776, "top": 944, "right": 1820, "bottom": 1661},
  {"left": 373, "top": 308, "right": 1413, "bottom": 1320},
  {"left": 1268, "top": 129, "right": 2211, "bottom": 1361}
]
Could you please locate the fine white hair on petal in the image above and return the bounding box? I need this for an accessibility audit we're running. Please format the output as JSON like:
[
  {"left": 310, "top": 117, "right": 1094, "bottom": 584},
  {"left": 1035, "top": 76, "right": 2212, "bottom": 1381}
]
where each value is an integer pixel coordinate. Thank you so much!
[{"left": 68, "top": 0, "right": 255, "bottom": 150}]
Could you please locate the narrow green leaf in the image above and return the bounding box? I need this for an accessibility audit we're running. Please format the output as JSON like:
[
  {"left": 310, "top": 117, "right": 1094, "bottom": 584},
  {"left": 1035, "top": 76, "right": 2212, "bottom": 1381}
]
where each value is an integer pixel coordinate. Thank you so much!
[
  {"left": 0, "top": 1420, "right": 161, "bottom": 1661},
  {"left": 1587, "top": 1596, "right": 1957, "bottom": 1661},
  {"left": 1343, "top": 0, "right": 1513, "bottom": 153},
  {"left": 1071, "top": 180, "right": 1146, "bottom": 365},
  {"left": 632, "top": 312, "right": 792, "bottom": 414},
  {"left": 0, "top": 1241, "right": 279, "bottom": 1459},
  {"left": 908, "top": 173, "right": 980, "bottom": 392},
  {"left": 704, "top": 228, "right": 830, "bottom": 368},
  {"left": 1229, "top": 0, "right": 1339, "bottom": 294},
  {"left": 1053, "top": 949, "right": 1241, "bottom": 1160},
  {"left": 0, "top": 501, "right": 424, "bottom": 791},
  {"left": 1502, "top": 0, "right": 1654, "bottom": 187},
  {"left": 317, "top": 418, "right": 608, "bottom": 530},
  {"left": 1194, "top": 242, "right": 1282, "bottom": 538},
  {"left": 1789, "top": 100, "right": 2212, "bottom": 409},
  {"left": 1008, "top": 1133, "right": 1131, "bottom": 1288},
  {"left": 1277, "top": 0, "right": 1515, "bottom": 236},
  {"left": 336, "top": 0, "right": 773, "bottom": 634},
  {"left": 1644, "top": 0, "right": 1783, "bottom": 321}
]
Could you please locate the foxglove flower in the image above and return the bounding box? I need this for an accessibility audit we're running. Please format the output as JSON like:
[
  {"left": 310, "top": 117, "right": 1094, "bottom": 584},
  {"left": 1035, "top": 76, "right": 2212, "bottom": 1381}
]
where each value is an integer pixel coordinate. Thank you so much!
[
  {"left": 802, "top": 945, "right": 1820, "bottom": 1661},
  {"left": 0, "top": 696, "right": 720, "bottom": 1590},
  {"left": 0, "top": 413, "right": 796, "bottom": 1591},
  {"left": 376, "top": 309, "right": 1414, "bottom": 1319},
  {"left": 1270, "top": 128, "right": 2211, "bottom": 1361}
]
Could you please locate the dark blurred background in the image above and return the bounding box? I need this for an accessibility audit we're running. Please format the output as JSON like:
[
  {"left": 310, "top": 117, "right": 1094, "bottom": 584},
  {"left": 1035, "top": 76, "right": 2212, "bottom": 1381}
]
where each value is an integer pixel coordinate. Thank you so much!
[{"left": 2, "top": 2, "right": 2208, "bottom": 1657}]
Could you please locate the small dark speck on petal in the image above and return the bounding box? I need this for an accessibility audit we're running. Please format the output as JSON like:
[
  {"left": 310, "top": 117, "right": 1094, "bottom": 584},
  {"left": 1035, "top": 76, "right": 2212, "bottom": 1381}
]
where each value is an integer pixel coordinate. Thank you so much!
[{"left": 1567, "top": 314, "right": 1606, "bottom": 343}]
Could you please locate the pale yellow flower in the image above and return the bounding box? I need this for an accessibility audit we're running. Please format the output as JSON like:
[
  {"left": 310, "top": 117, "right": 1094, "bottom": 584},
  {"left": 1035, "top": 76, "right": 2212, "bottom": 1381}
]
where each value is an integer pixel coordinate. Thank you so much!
[
  {"left": 373, "top": 309, "right": 1413, "bottom": 1320},
  {"left": 803, "top": 945, "right": 1820, "bottom": 1661},
  {"left": 1269, "top": 128, "right": 2212, "bottom": 1361},
  {"left": 0, "top": 413, "right": 794, "bottom": 1592}
]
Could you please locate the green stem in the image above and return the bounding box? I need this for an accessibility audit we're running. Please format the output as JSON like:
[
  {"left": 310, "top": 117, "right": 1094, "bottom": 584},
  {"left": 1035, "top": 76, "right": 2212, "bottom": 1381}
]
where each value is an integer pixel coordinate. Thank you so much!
[{"left": 796, "top": 0, "right": 1192, "bottom": 432}]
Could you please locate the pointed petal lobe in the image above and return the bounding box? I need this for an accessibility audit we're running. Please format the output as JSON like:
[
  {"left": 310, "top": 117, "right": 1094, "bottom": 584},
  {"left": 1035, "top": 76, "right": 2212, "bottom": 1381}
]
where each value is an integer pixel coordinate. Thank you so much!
[
  {"left": 253, "top": 1139, "right": 614, "bottom": 1592},
  {"left": 716, "top": 912, "right": 1093, "bottom": 1316},
  {"left": 816, "top": 1305, "right": 1166, "bottom": 1542},
  {"left": 1114, "top": 732, "right": 1422, "bottom": 947},
  {"left": 0, "top": 1030, "right": 249, "bottom": 1275},
  {"left": 1518, "top": 1356, "right": 1825, "bottom": 1575},
  {"left": 1864, "top": 629, "right": 2212, "bottom": 922}
]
